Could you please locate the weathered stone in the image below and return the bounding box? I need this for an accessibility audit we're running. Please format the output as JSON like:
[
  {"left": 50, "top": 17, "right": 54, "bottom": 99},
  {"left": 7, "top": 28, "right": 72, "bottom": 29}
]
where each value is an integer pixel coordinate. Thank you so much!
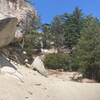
[
  {"left": 41, "top": 48, "right": 58, "bottom": 54},
  {"left": 31, "top": 56, "right": 48, "bottom": 77},
  {"left": 0, "top": 55, "right": 23, "bottom": 82},
  {"left": 0, "top": 0, "right": 36, "bottom": 39},
  {"left": 0, "top": 66, "right": 23, "bottom": 82},
  {"left": 81, "top": 78, "right": 96, "bottom": 83},
  {"left": 71, "top": 72, "right": 83, "bottom": 81},
  {"left": 0, "top": 66, "right": 16, "bottom": 74},
  {"left": 0, "top": 14, "right": 17, "bottom": 47}
]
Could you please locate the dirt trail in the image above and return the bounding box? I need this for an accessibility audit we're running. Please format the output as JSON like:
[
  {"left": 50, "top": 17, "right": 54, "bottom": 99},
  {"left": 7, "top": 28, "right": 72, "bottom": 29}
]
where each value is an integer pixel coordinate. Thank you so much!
[{"left": 0, "top": 65, "right": 100, "bottom": 100}]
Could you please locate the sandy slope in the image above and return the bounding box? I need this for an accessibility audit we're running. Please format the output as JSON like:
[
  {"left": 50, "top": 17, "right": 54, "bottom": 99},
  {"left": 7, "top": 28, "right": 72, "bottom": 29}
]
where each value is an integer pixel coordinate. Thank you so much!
[{"left": 0, "top": 65, "right": 100, "bottom": 100}]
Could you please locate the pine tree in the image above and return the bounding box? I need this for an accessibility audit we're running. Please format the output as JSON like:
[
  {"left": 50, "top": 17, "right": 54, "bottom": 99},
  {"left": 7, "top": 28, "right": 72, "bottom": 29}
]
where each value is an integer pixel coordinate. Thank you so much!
[
  {"left": 73, "top": 16, "right": 100, "bottom": 81},
  {"left": 51, "top": 16, "right": 65, "bottom": 50},
  {"left": 64, "top": 7, "right": 83, "bottom": 49}
]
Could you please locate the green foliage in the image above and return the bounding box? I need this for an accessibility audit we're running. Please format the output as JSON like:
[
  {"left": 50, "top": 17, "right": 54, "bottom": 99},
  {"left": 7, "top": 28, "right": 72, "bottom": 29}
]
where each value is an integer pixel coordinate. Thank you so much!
[
  {"left": 24, "top": 30, "right": 42, "bottom": 57},
  {"left": 49, "top": 7, "right": 83, "bottom": 50},
  {"left": 23, "top": 1, "right": 41, "bottom": 56},
  {"left": 64, "top": 7, "right": 83, "bottom": 48},
  {"left": 44, "top": 53, "right": 70, "bottom": 70},
  {"left": 72, "top": 16, "right": 100, "bottom": 81},
  {"left": 23, "top": 6, "right": 100, "bottom": 81},
  {"left": 51, "top": 16, "right": 65, "bottom": 49},
  {"left": 41, "top": 24, "right": 52, "bottom": 49}
]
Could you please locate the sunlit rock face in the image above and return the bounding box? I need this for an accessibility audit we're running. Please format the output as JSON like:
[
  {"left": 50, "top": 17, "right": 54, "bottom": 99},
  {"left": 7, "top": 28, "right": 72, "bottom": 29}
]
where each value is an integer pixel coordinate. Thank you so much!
[
  {"left": 0, "top": 0, "right": 24, "bottom": 12},
  {"left": 0, "top": 15, "right": 17, "bottom": 47},
  {"left": 0, "top": 0, "right": 36, "bottom": 39}
]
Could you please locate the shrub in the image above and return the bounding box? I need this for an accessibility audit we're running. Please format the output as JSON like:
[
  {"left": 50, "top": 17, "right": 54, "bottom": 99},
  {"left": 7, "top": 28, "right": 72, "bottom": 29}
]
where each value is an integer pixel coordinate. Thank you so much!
[
  {"left": 69, "top": 55, "right": 80, "bottom": 71},
  {"left": 24, "top": 32, "right": 41, "bottom": 57},
  {"left": 44, "top": 53, "right": 70, "bottom": 70}
]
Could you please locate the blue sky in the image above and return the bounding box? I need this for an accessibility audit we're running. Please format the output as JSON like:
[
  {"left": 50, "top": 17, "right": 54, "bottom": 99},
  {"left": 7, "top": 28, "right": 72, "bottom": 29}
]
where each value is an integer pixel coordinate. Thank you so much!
[{"left": 32, "top": 0, "right": 100, "bottom": 23}]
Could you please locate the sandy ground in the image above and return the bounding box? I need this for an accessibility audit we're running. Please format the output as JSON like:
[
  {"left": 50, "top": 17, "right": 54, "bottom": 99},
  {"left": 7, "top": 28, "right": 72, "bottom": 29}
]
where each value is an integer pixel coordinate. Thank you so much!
[{"left": 0, "top": 65, "right": 100, "bottom": 100}]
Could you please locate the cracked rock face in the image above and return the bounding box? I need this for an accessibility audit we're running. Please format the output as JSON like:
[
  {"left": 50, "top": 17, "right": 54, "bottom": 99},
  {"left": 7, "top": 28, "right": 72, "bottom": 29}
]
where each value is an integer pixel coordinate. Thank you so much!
[{"left": 0, "top": 0, "right": 36, "bottom": 39}]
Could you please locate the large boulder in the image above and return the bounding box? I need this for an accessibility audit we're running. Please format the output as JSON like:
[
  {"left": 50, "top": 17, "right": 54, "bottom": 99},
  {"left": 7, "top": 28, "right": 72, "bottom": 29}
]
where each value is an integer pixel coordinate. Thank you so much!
[
  {"left": 0, "top": 0, "right": 36, "bottom": 39},
  {"left": 31, "top": 56, "right": 48, "bottom": 77},
  {"left": 0, "top": 14, "right": 17, "bottom": 47}
]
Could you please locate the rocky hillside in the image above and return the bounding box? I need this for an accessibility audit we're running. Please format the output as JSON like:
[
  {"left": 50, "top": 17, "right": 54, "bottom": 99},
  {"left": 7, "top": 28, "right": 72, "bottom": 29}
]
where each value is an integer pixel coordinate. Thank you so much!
[{"left": 0, "top": 0, "right": 36, "bottom": 38}]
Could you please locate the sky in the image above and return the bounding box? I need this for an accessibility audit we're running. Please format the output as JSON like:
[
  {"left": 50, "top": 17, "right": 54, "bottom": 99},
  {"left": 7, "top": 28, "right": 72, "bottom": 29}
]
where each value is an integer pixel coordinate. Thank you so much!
[{"left": 32, "top": 0, "right": 100, "bottom": 23}]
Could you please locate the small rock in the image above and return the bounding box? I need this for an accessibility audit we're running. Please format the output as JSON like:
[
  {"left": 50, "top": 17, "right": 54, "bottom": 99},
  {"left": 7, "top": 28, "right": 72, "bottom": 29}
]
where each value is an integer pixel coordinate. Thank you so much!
[
  {"left": 81, "top": 78, "right": 96, "bottom": 83},
  {"left": 35, "top": 83, "right": 41, "bottom": 86},
  {"left": 25, "top": 59, "right": 29, "bottom": 63},
  {"left": 71, "top": 72, "right": 83, "bottom": 81},
  {"left": 23, "top": 51, "right": 27, "bottom": 55},
  {"left": 28, "top": 91, "right": 33, "bottom": 95}
]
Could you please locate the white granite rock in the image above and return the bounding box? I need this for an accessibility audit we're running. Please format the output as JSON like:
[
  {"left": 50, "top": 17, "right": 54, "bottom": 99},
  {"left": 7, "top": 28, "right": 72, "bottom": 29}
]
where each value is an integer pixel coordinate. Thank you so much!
[
  {"left": 0, "top": 14, "right": 17, "bottom": 47},
  {"left": 31, "top": 56, "right": 48, "bottom": 77}
]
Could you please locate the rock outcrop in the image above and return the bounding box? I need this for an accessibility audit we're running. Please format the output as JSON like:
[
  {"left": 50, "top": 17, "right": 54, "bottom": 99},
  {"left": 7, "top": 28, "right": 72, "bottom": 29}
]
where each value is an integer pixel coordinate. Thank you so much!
[
  {"left": 0, "top": 14, "right": 17, "bottom": 47},
  {"left": 0, "top": 0, "right": 36, "bottom": 39},
  {"left": 0, "top": 54, "right": 23, "bottom": 82}
]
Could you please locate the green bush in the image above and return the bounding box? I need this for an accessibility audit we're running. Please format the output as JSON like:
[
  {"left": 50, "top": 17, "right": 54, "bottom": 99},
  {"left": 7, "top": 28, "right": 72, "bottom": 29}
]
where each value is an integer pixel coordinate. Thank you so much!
[
  {"left": 79, "top": 64, "right": 100, "bottom": 81},
  {"left": 44, "top": 53, "right": 70, "bottom": 70},
  {"left": 24, "top": 32, "right": 41, "bottom": 57},
  {"left": 69, "top": 55, "right": 80, "bottom": 71}
]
